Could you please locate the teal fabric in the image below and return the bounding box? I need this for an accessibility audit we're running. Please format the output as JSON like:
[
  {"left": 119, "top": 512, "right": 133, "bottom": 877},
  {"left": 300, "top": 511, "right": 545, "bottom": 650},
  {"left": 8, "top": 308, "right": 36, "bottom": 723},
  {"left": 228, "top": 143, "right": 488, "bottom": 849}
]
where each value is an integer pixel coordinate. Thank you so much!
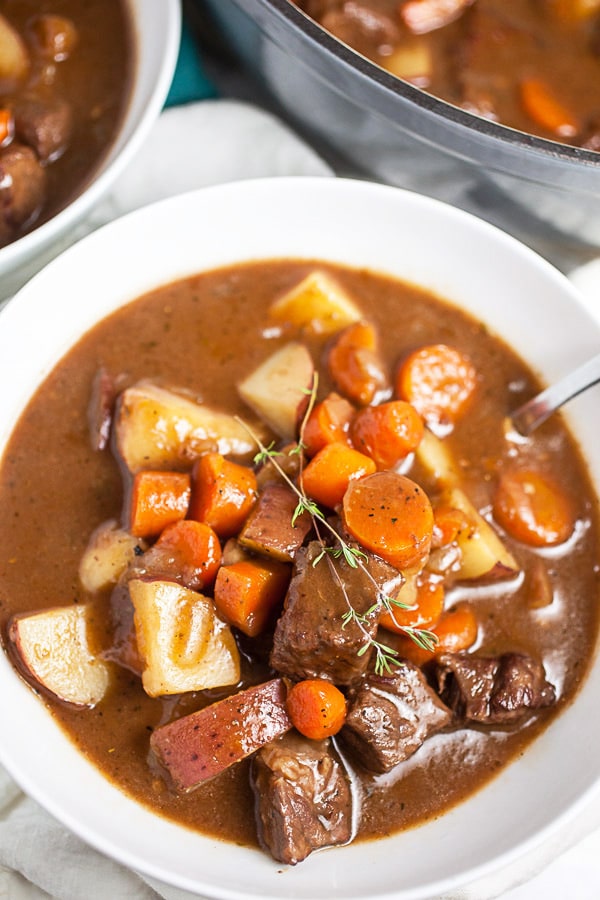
[{"left": 165, "top": 19, "right": 218, "bottom": 107}]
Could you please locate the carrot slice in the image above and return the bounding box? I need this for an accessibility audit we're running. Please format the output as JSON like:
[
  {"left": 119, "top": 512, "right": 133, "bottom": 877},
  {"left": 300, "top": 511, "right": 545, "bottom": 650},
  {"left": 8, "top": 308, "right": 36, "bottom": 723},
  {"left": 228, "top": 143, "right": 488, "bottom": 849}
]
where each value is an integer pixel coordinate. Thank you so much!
[
  {"left": 396, "top": 343, "right": 477, "bottom": 430},
  {"left": 492, "top": 468, "right": 575, "bottom": 547},
  {"left": 327, "top": 321, "right": 387, "bottom": 406},
  {"left": 550, "top": 0, "right": 600, "bottom": 22},
  {"left": 350, "top": 400, "right": 424, "bottom": 469},
  {"left": 394, "top": 603, "right": 478, "bottom": 665},
  {"left": 519, "top": 78, "right": 579, "bottom": 139},
  {"left": 302, "top": 392, "right": 355, "bottom": 458},
  {"left": 154, "top": 519, "right": 222, "bottom": 588},
  {"left": 286, "top": 679, "right": 347, "bottom": 739},
  {"left": 380, "top": 575, "right": 444, "bottom": 633},
  {"left": 301, "top": 441, "right": 376, "bottom": 509},
  {"left": 129, "top": 470, "right": 191, "bottom": 539},
  {"left": 431, "top": 505, "right": 470, "bottom": 548},
  {"left": 342, "top": 471, "right": 434, "bottom": 570},
  {"left": 214, "top": 557, "right": 291, "bottom": 637},
  {"left": 0, "top": 108, "right": 12, "bottom": 145},
  {"left": 431, "top": 603, "right": 478, "bottom": 652},
  {"left": 189, "top": 452, "right": 257, "bottom": 538}
]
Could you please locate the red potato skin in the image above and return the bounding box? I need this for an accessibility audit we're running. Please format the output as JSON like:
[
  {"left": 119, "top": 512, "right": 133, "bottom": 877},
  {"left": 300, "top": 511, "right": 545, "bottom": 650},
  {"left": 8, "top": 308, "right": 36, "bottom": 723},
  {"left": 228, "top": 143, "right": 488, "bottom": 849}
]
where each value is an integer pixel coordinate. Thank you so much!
[{"left": 150, "top": 678, "right": 292, "bottom": 791}]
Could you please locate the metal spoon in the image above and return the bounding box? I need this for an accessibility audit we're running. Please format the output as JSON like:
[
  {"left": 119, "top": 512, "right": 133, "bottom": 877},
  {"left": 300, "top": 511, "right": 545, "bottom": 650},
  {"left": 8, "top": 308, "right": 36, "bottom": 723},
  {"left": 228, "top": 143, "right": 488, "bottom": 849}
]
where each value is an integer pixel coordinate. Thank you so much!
[{"left": 510, "top": 351, "right": 600, "bottom": 436}]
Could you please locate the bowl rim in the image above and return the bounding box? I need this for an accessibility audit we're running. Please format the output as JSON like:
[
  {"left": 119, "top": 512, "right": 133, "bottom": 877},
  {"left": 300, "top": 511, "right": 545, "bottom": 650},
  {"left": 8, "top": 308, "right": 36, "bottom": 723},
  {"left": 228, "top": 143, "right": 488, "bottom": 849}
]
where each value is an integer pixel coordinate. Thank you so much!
[
  {"left": 0, "top": 0, "right": 182, "bottom": 275},
  {"left": 1, "top": 176, "right": 600, "bottom": 899},
  {"left": 236, "top": 0, "right": 600, "bottom": 185}
]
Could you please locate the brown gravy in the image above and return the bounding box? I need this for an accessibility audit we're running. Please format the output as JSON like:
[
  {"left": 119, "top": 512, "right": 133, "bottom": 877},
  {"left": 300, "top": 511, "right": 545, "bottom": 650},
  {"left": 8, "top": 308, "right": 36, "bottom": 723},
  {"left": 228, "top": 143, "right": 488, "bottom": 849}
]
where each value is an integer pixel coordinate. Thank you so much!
[{"left": 0, "top": 260, "right": 598, "bottom": 848}]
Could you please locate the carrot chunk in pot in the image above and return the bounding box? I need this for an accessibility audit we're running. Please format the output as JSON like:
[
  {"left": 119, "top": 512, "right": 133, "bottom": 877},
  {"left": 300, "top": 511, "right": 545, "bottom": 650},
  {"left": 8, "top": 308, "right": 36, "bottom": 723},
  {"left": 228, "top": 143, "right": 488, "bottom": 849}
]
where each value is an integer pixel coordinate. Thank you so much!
[
  {"left": 301, "top": 441, "right": 376, "bottom": 509},
  {"left": 350, "top": 400, "right": 424, "bottom": 469},
  {"left": 342, "top": 471, "right": 434, "bottom": 570},
  {"left": 286, "top": 679, "right": 347, "bottom": 739},
  {"left": 492, "top": 468, "right": 576, "bottom": 547},
  {"left": 128, "top": 470, "right": 190, "bottom": 539},
  {"left": 327, "top": 321, "right": 388, "bottom": 406},
  {"left": 189, "top": 452, "right": 257, "bottom": 538},
  {"left": 396, "top": 343, "right": 477, "bottom": 432}
]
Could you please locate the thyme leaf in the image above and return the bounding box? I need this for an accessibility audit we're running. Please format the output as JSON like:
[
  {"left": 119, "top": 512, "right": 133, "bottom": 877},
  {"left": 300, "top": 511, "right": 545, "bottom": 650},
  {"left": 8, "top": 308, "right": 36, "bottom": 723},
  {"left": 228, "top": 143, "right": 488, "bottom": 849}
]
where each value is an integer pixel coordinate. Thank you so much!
[
  {"left": 400, "top": 626, "right": 438, "bottom": 653},
  {"left": 313, "top": 543, "right": 367, "bottom": 569},
  {"left": 312, "top": 547, "right": 327, "bottom": 567},
  {"left": 292, "top": 496, "right": 322, "bottom": 526},
  {"left": 253, "top": 441, "right": 282, "bottom": 466},
  {"left": 235, "top": 379, "right": 439, "bottom": 668},
  {"left": 374, "top": 646, "right": 401, "bottom": 676},
  {"left": 380, "top": 593, "right": 414, "bottom": 612}
]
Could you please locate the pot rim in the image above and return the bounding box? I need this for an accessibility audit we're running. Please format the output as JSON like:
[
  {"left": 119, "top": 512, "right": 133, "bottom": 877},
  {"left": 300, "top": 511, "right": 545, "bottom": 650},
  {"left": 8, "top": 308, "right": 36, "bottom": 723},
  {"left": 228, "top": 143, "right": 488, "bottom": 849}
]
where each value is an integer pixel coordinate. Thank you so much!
[{"left": 234, "top": 0, "right": 600, "bottom": 190}]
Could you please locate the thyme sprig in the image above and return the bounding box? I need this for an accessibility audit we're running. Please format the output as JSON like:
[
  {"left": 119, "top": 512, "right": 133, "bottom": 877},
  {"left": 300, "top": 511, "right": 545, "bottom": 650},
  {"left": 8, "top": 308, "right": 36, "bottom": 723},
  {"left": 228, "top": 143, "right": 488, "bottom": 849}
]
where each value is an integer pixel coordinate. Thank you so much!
[
  {"left": 312, "top": 543, "right": 367, "bottom": 569},
  {"left": 242, "top": 376, "right": 438, "bottom": 673}
]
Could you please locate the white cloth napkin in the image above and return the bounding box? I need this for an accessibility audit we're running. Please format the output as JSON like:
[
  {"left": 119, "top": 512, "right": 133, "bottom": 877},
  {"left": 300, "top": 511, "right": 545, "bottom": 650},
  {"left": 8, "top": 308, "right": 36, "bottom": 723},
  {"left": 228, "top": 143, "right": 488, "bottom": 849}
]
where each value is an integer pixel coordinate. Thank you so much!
[{"left": 2, "top": 97, "right": 600, "bottom": 900}]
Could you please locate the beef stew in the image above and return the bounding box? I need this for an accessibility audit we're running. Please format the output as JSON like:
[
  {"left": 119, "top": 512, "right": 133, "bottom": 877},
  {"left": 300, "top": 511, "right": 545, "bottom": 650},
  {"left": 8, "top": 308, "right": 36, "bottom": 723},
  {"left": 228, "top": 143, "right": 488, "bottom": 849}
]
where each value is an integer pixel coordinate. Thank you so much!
[
  {"left": 292, "top": 0, "right": 600, "bottom": 148},
  {"left": 0, "top": 0, "right": 133, "bottom": 248},
  {"left": 0, "top": 259, "right": 599, "bottom": 864}
]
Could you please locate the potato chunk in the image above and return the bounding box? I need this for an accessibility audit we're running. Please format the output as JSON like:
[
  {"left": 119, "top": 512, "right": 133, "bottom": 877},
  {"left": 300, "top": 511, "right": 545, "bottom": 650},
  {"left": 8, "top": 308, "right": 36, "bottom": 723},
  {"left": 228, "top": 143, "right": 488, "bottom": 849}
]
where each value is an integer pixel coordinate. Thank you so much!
[
  {"left": 0, "top": 14, "right": 29, "bottom": 82},
  {"left": 383, "top": 40, "right": 433, "bottom": 85},
  {"left": 8, "top": 604, "right": 111, "bottom": 707},
  {"left": 238, "top": 342, "right": 315, "bottom": 439},
  {"left": 268, "top": 271, "right": 361, "bottom": 336},
  {"left": 415, "top": 430, "right": 517, "bottom": 579},
  {"left": 79, "top": 519, "right": 146, "bottom": 593},
  {"left": 415, "top": 427, "right": 459, "bottom": 486},
  {"left": 443, "top": 487, "right": 519, "bottom": 581},
  {"left": 129, "top": 578, "right": 240, "bottom": 697},
  {"left": 151, "top": 678, "right": 291, "bottom": 791},
  {"left": 114, "top": 382, "right": 263, "bottom": 473}
]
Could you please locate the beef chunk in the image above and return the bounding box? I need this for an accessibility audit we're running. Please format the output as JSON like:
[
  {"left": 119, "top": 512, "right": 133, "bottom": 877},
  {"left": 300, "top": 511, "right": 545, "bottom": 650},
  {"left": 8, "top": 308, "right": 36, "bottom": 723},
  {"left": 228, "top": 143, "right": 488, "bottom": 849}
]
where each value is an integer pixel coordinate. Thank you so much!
[
  {"left": 435, "top": 652, "right": 556, "bottom": 725},
  {"left": 251, "top": 731, "right": 353, "bottom": 865},
  {"left": 13, "top": 94, "right": 73, "bottom": 162},
  {"left": 129, "top": 536, "right": 214, "bottom": 593},
  {"left": 87, "top": 367, "right": 124, "bottom": 451},
  {"left": 270, "top": 540, "right": 403, "bottom": 684},
  {"left": 255, "top": 442, "right": 304, "bottom": 490},
  {"left": 29, "top": 14, "right": 79, "bottom": 63},
  {"left": 341, "top": 665, "right": 451, "bottom": 772},
  {"left": 101, "top": 582, "right": 143, "bottom": 675},
  {"left": 0, "top": 142, "right": 46, "bottom": 245},
  {"left": 238, "top": 483, "right": 313, "bottom": 562}
]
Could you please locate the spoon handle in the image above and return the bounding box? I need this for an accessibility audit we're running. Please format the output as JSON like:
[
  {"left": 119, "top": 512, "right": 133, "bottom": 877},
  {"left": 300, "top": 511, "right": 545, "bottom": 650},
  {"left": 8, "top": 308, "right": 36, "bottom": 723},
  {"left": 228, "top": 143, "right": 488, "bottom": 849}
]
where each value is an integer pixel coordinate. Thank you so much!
[{"left": 511, "top": 352, "right": 600, "bottom": 436}]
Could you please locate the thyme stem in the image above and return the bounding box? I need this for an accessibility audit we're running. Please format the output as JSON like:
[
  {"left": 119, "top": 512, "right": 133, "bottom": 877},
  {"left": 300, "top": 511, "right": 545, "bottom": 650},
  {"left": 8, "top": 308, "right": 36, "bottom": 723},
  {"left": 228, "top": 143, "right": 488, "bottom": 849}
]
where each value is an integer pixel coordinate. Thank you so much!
[{"left": 236, "top": 381, "right": 438, "bottom": 672}]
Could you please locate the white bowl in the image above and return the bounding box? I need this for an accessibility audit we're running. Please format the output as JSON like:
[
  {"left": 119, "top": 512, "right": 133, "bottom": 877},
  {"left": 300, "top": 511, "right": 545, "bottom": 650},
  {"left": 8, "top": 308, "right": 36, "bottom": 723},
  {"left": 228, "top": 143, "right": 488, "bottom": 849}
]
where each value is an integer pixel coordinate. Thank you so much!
[
  {"left": 1, "top": 177, "right": 600, "bottom": 900},
  {"left": 0, "top": 0, "right": 181, "bottom": 299}
]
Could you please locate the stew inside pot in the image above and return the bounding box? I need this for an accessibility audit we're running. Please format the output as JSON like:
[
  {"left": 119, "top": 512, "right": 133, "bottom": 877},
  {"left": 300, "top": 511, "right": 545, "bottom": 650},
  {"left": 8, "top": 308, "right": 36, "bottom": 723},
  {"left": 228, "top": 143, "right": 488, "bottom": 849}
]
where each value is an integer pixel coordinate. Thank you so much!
[
  {"left": 0, "top": 259, "right": 599, "bottom": 864},
  {"left": 292, "top": 0, "right": 600, "bottom": 149}
]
